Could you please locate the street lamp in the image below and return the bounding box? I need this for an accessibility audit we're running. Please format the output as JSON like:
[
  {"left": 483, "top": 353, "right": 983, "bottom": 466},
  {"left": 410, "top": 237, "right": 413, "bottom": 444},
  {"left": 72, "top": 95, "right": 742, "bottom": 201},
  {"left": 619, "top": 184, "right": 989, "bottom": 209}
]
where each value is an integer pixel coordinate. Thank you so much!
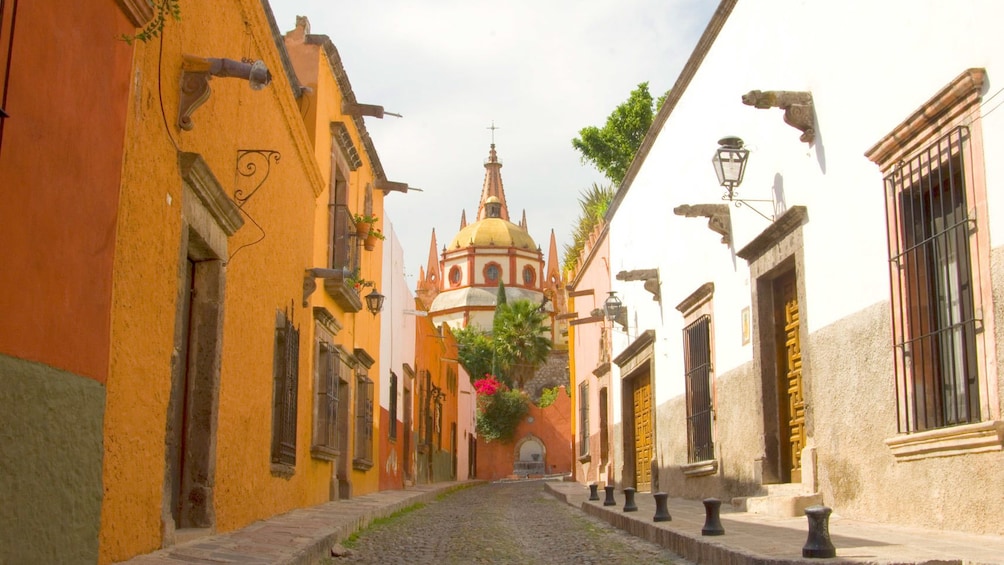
[
  {"left": 603, "top": 291, "right": 627, "bottom": 331},
  {"left": 365, "top": 288, "right": 385, "bottom": 315},
  {"left": 711, "top": 136, "right": 749, "bottom": 200},
  {"left": 711, "top": 136, "right": 773, "bottom": 222}
]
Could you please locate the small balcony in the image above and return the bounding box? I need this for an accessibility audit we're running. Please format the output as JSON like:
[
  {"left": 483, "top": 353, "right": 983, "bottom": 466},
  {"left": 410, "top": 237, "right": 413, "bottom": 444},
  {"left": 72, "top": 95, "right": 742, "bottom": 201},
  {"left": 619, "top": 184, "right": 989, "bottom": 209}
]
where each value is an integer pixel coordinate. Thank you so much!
[{"left": 324, "top": 277, "right": 362, "bottom": 312}]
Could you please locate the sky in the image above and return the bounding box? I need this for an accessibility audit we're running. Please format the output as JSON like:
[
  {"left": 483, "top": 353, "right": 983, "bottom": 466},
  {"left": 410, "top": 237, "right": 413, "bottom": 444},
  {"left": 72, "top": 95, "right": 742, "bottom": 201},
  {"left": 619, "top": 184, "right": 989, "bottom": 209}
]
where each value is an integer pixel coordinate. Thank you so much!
[{"left": 269, "top": 0, "right": 719, "bottom": 287}]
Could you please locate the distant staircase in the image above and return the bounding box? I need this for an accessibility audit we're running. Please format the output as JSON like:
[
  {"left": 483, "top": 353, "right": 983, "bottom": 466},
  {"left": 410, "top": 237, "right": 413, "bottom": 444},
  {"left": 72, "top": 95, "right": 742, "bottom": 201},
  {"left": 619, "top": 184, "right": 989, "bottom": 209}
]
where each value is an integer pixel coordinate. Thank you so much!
[{"left": 731, "top": 483, "right": 823, "bottom": 518}]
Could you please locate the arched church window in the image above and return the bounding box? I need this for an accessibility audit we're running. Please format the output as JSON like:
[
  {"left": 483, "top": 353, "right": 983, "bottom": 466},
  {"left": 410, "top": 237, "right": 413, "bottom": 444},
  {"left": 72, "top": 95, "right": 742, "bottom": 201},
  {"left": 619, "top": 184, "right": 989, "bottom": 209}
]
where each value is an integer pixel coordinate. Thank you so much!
[
  {"left": 484, "top": 263, "right": 501, "bottom": 284},
  {"left": 449, "top": 266, "right": 462, "bottom": 287},
  {"left": 522, "top": 266, "right": 536, "bottom": 286}
]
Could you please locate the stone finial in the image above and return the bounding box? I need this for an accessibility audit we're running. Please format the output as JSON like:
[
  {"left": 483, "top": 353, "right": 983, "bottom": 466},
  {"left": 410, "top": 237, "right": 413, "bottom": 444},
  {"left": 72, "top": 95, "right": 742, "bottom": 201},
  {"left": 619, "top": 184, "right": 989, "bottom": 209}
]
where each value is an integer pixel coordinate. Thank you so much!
[
  {"left": 741, "top": 90, "right": 815, "bottom": 144},
  {"left": 674, "top": 204, "right": 731, "bottom": 246}
]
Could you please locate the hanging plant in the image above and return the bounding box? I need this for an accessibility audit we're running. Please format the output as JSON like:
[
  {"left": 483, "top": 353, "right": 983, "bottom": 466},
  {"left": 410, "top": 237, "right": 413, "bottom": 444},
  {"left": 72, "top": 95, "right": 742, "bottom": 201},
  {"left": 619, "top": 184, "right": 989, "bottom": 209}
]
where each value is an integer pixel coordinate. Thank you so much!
[
  {"left": 345, "top": 271, "right": 373, "bottom": 294},
  {"left": 119, "top": 0, "right": 182, "bottom": 45},
  {"left": 353, "top": 213, "right": 378, "bottom": 237}
]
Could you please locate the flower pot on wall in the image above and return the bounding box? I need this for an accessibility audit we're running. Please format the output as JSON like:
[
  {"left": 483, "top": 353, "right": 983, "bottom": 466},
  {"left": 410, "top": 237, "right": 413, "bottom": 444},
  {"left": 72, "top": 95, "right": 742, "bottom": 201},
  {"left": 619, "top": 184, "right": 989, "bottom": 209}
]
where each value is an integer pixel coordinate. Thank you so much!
[
  {"left": 355, "top": 221, "right": 372, "bottom": 237},
  {"left": 364, "top": 233, "right": 377, "bottom": 251}
]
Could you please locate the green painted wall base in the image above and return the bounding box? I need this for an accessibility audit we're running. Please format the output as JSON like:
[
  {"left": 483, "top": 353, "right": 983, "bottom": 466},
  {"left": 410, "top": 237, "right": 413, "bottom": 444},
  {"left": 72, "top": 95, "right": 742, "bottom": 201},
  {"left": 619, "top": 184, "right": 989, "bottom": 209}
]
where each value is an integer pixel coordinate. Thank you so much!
[{"left": 0, "top": 354, "right": 104, "bottom": 564}]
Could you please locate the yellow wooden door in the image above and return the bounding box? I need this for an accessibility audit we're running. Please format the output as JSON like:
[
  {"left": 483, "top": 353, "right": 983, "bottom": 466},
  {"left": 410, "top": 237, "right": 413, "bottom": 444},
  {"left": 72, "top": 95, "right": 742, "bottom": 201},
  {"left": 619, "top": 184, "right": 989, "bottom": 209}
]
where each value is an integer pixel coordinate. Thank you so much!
[
  {"left": 633, "top": 373, "right": 652, "bottom": 491},
  {"left": 775, "top": 273, "right": 805, "bottom": 483}
]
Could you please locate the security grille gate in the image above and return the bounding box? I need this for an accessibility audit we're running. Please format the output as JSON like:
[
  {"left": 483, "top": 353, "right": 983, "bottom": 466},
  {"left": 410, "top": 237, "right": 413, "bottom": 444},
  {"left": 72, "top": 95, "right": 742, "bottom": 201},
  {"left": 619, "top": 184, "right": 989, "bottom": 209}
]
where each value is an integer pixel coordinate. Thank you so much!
[
  {"left": 272, "top": 311, "right": 299, "bottom": 466},
  {"left": 884, "top": 126, "right": 980, "bottom": 432},
  {"left": 683, "top": 315, "right": 714, "bottom": 463}
]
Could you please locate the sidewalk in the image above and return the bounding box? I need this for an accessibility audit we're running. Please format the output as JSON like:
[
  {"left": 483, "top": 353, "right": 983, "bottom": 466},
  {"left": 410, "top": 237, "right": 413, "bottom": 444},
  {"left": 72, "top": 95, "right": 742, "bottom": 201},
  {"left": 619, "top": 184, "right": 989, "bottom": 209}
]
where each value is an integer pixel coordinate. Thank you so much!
[
  {"left": 117, "top": 481, "right": 476, "bottom": 565},
  {"left": 545, "top": 481, "right": 1004, "bottom": 564}
]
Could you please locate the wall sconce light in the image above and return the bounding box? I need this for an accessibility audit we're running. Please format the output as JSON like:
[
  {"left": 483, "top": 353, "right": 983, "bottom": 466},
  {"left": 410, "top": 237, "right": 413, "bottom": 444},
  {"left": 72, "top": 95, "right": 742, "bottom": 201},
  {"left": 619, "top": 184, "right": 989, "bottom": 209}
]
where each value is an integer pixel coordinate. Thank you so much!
[
  {"left": 603, "top": 291, "right": 627, "bottom": 331},
  {"left": 365, "top": 288, "right": 385, "bottom": 316},
  {"left": 178, "top": 55, "right": 272, "bottom": 131},
  {"left": 712, "top": 136, "right": 773, "bottom": 222},
  {"left": 303, "top": 267, "right": 351, "bottom": 307}
]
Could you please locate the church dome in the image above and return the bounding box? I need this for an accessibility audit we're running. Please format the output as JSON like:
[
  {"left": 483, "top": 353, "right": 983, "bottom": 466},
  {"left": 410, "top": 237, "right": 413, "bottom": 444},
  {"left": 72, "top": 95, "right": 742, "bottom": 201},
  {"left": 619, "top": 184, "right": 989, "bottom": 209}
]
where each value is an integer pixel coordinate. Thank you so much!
[{"left": 448, "top": 217, "right": 537, "bottom": 250}]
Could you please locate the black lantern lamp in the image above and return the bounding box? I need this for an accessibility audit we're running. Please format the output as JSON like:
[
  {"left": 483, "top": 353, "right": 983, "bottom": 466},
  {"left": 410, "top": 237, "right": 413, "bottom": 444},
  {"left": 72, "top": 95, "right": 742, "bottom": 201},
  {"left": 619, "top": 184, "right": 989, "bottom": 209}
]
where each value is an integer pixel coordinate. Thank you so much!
[
  {"left": 711, "top": 136, "right": 773, "bottom": 222},
  {"left": 365, "top": 288, "right": 385, "bottom": 315},
  {"left": 603, "top": 291, "right": 627, "bottom": 330},
  {"left": 711, "top": 136, "right": 749, "bottom": 199}
]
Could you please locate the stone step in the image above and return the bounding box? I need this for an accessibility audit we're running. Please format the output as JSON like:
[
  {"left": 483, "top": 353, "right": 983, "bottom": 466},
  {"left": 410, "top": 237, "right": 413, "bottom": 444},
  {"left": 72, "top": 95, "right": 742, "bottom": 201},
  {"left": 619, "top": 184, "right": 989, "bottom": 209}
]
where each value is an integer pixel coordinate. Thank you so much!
[{"left": 732, "top": 484, "right": 823, "bottom": 518}]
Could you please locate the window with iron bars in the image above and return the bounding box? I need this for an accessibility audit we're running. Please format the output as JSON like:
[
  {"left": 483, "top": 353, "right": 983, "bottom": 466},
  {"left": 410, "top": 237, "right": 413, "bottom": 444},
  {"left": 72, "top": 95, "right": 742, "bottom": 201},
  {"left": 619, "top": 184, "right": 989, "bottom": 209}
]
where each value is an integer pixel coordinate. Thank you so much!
[
  {"left": 271, "top": 309, "right": 299, "bottom": 468},
  {"left": 578, "top": 381, "right": 589, "bottom": 457},
  {"left": 353, "top": 375, "right": 374, "bottom": 469},
  {"left": 683, "top": 315, "right": 714, "bottom": 463},
  {"left": 884, "top": 126, "right": 981, "bottom": 433},
  {"left": 311, "top": 340, "right": 340, "bottom": 459},
  {"left": 389, "top": 372, "right": 398, "bottom": 441}
]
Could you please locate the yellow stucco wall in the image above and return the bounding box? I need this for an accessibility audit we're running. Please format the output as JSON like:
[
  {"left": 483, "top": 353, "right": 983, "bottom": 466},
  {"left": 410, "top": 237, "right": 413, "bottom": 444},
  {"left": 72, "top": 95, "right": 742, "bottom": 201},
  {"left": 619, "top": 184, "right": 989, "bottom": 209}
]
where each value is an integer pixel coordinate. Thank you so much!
[
  {"left": 290, "top": 31, "right": 384, "bottom": 497},
  {"left": 100, "top": 1, "right": 335, "bottom": 561}
]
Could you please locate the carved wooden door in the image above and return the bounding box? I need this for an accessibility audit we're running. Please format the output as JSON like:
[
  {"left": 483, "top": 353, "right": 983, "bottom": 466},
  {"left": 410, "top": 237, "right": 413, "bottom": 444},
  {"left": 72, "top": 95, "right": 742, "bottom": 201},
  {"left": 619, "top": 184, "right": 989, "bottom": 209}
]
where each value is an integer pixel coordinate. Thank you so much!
[
  {"left": 633, "top": 373, "right": 652, "bottom": 491},
  {"left": 774, "top": 272, "right": 805, "bottom": 483}
]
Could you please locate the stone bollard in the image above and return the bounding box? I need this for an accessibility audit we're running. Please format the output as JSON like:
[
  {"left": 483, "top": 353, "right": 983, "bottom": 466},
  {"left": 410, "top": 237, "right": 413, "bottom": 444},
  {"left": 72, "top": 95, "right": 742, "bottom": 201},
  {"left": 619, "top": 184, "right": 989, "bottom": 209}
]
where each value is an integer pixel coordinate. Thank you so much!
[
  {"left": 802, "top": 505, "right": 836, "bottom": 558},
  {"left": 603, "top": 485, "right": 617, "bottom": 506},
  {"left": 652, "top": 492, "right": 672, "bottom": 522},
  {"left": 622, "top": 487, "right": 638, "bottom": 512},
  {"left": 701, "top": 498, "right": 725, "bottom": 536},
  {"left": 588, "top": 483, "right": 600, "bottom": 501}
]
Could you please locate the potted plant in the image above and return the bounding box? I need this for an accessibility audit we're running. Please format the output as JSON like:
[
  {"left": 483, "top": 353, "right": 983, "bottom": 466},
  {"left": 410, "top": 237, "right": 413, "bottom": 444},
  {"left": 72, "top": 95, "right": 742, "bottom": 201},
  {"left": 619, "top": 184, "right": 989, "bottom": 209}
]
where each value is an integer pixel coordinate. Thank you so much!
[
  {"left": 364, "top": 227, "right": 385, "bottom": 251},
  {"left": 345, "top": 270, "right": 373, "bottom": 294},
  {"left": 353, "top": 213, "right": 378, "bottom": 237}
]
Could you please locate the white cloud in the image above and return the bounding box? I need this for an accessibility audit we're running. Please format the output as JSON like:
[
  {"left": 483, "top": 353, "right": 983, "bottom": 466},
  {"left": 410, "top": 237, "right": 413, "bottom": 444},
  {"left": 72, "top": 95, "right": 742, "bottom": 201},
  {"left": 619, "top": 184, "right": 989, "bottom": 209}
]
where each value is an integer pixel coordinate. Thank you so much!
[{"left": 269, "top": 0, "right": 717, "bottom": 281}]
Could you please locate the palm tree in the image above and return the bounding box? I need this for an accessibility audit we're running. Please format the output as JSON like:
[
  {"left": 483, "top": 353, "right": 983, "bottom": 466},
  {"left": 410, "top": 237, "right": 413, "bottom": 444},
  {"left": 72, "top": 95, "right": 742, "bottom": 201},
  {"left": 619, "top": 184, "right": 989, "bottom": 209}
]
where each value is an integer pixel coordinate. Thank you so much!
[{"left": 492, "top": 299, "right": 552, "bottom": 390}]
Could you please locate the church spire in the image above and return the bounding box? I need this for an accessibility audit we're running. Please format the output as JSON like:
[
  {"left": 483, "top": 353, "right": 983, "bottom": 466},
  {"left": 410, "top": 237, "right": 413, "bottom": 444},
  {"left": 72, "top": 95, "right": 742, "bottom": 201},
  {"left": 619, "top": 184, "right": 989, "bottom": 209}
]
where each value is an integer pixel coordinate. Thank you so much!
[
  {"left": 416, "top": 228, "right": 441, "bottom": 308},
  {"left": 460, "top": 209, "right": 467, "bottom": 229},
  {"left": 476, "top": 142, "right": 510, "bottom": 221},
  {"left": 519, "top": 209, "right": 527, "bottom": 230},
  {"left": 546, "top": 229, "right": 561, "bottom": 283}
]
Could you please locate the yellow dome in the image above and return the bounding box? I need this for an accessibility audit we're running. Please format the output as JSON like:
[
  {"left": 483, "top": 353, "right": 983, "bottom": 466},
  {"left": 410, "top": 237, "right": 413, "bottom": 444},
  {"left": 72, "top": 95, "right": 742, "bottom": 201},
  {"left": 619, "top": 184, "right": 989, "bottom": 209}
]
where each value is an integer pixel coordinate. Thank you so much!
[{"left": 449, "top": 218, "right": 537, "bottom": 250}]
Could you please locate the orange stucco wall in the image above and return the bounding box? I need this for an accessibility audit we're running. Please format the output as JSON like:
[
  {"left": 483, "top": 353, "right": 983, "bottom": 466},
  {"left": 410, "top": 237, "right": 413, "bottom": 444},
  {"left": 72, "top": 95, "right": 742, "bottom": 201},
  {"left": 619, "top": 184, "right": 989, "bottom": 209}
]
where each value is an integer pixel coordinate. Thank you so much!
[
  {"left": 0, "top": 0, "right": 134, "bottom": 384},
  {"left": 476, "top": 387, "right": 573, "bottom": 481},
  {"left": 99, "top": 1, "right": 332, "bottom": 561},
  {"left": 413, "top": 315, "right": 462, "bottom": 482}
]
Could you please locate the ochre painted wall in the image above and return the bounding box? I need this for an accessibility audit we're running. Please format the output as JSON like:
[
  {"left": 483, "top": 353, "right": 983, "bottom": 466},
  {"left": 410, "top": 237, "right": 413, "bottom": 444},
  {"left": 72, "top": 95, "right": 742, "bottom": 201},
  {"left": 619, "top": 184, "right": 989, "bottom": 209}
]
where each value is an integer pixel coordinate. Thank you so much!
[
  {"left": 100, "top": 1, "right": 329, "bottom": 561},
  {"left": 284, "top": 22, "right": 385, "bottom": 498}
]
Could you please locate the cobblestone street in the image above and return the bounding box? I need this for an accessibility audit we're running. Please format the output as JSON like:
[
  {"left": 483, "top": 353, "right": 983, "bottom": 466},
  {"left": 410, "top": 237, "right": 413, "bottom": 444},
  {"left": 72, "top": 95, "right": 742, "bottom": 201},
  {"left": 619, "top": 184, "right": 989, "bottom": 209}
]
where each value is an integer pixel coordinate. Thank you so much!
[{"left": 331, "top": 481, "right": 692, "bottom": 565}]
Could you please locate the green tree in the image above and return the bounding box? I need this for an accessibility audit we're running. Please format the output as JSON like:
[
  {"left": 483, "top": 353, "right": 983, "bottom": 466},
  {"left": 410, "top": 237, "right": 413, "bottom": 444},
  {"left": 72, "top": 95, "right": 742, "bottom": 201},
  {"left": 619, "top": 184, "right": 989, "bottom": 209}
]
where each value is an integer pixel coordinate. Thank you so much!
[
  {"left": 571, "top": 82, "right": 665, "bottom": 185},
  {"left": 496, "top": 280, "right": 507, "bottom": 307},
  {"left": 454, "top": 325, "right": 504, "bottom": 385},
  {"left": 562, "top": 182, "right": 615, "bottom": 272},
  {"left": 493, "top": 300, "right": 552, "bottom": 390}
]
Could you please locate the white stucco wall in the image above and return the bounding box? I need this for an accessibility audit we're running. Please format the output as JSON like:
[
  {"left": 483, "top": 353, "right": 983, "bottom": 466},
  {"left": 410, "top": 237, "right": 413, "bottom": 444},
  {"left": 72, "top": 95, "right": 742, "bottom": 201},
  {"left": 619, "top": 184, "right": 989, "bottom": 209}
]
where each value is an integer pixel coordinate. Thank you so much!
[{"left": 606, "top": 0, "right": 1004, "bottom": 533}]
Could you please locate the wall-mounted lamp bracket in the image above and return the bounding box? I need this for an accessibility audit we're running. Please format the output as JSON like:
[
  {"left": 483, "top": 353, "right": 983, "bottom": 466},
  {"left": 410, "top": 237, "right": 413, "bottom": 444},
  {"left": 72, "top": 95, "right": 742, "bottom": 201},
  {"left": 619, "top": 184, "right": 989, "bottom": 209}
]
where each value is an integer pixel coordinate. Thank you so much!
[
  {"left": 178, "top": 55, "right": 272, "bottom": 131},
  {"left": 724, "top": 196, "right": 775, "bottom": 222}
]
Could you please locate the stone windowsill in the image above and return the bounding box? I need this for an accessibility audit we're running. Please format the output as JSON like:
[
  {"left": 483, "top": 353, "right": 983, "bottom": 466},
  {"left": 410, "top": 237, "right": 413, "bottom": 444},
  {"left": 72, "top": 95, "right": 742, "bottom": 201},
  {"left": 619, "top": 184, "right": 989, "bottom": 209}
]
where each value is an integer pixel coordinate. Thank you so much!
[
  {"left": 353, "top": 457, "right": 374, "bottom": 471},
  {"left": 310, "top": 446, "right": 339, "bottom": 462},
  {"left": 578, "top": 453, "right": 591, "bottom": 464},
  {"left": 682, "top": 459, "right": 718, "bottom": 477},
  {"left": 270, "top": 462, "right": 295, "bottom": 479},
  {"left": 885, "top": 420, "right": 1004, "bottom": 462}
]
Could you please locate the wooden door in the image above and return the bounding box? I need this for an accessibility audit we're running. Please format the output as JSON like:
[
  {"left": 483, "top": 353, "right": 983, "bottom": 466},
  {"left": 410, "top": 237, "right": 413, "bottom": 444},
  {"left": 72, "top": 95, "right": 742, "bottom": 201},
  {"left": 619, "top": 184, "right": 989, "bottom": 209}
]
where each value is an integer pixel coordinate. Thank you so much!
[
  {"left": 632, "top": 373, "right": 652, "bottom": 491},
  {"left": 774, "top": 272, "right": 805, "bottom": 483}
]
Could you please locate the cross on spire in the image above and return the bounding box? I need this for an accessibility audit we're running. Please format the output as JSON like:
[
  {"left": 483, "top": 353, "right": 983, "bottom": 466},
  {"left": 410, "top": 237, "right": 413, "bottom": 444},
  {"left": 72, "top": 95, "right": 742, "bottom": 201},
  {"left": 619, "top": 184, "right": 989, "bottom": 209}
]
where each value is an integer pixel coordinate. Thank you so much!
[{"left": 487, "top": 120, "right": 500, "bottom": 145}]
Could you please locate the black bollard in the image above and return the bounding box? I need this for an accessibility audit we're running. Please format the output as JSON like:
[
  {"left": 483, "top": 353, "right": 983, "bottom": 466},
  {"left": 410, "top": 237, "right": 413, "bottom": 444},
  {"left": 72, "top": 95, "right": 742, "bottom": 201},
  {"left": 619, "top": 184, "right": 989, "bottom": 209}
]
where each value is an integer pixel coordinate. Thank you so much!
[
  {"left": 701, "top": 498, "right": 725, "bottom": 536},
  {"left": 588, "top": 483, "right": 600, "bottom": 501},
  {"left": 802, "top": 505, "right": 836, "bottom": 558},
  {"left": 603, "top": 485, "right": 617, "bottom": 506},
  {"left": 652, "top": 492, "right": 672, "bottom": 522},
  {"left": 622, "top": 487, "right": 638, "bottom": 512}
]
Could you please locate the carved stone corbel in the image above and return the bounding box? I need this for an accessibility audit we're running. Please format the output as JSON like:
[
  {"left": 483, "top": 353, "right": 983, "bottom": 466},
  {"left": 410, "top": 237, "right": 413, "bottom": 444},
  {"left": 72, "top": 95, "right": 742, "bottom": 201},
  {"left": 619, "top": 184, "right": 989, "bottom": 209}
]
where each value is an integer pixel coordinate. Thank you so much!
[
  {"left": 616, "top": 269, "right": 660, "bottom": 302},
  {"left": 674, "top": 204, "right": 731, "bottom": 246},
  {"left": 741, "top": 90, "right": 815, "bottom": 144}
]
